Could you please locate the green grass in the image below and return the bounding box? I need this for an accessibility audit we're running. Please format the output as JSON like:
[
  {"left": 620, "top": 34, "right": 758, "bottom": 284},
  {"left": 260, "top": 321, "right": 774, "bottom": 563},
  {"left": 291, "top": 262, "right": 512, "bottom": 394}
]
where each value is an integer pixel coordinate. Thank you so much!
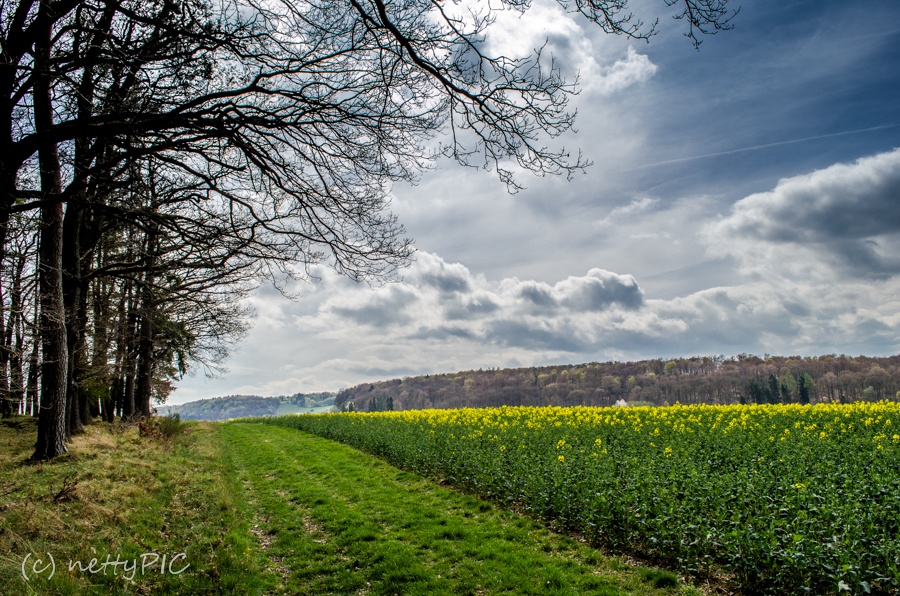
[
  {"left": 221, "top": 422, "right": 699, "bottom": 596},
  {"left": 1, "top": 417, "right": 700, "bottom": 595}
]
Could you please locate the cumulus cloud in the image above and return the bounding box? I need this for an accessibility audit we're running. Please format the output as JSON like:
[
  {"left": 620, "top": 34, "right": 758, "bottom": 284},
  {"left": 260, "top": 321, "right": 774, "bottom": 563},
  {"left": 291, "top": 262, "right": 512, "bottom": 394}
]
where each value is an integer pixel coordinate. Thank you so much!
[
  {"left": 586, "top": 47, "right": 658, "bottom": 96},
  {"left": 307, "top": 149, "right": 900, "bottom": 368},
  {"left": 486, "top": 318, "right": 589, "bottom": 352},
  {"left": 444, "top": 293, "right": 501, "bottom": 320},
  {"left": 406, "top": 251, "right": 473, "bottom": 294},
  {"left": 508, "top": 269, "right": 645, "bottom": 311},
  {"left": 311, "top": 253, "right": 649, "bottom": 351},
  {"left": 706, "top": 148, "right": 900, "bottom": 278},
  {"left": 476, "top": 0, "right": 656, "bottom": 97},
  {"left": 175, "top": 239, "right": 900, "bottom": 403}
]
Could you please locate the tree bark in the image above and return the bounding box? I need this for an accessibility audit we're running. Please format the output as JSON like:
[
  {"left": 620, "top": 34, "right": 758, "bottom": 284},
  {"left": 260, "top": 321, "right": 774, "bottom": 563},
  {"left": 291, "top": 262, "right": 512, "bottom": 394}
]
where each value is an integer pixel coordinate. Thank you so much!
[
  {"left": 134, "top": 310, "right": 154, "bottom": 417},
  {"left": 34, "top": 203, "right": 68, "bottom": 458},
  {"left": 62, "top": 200, "right": 85, "bottom": 434},
  {"left": 0, "top": 287, "right": 11, "bottom": 415},
  {"left": 25, "top": 264, "right": 40, "bottom": 417},
  {"left": 123, "top": 365, "right": 135, "bottom": 419},
  {"left": 31, "top": 0, "right": 69, "bottom": 460},
  {"left": 0, "top": 250, "right": 28, "bottom": 415},
  {"left": 10, "top": 252, "right": 26, "bottom": 411},
  {"left": 133, "top": 220, "right": 158, "bottom": 418},
  {"left": 120, "top": 276, "right": 137, "bottom": 420}
]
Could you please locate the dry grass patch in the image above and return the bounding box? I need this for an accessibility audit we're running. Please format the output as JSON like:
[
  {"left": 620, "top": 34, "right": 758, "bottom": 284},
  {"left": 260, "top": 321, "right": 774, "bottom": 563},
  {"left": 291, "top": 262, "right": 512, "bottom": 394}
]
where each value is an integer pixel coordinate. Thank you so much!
[{"left": 0, "top": 417, "right": 274, "bottom": 595}]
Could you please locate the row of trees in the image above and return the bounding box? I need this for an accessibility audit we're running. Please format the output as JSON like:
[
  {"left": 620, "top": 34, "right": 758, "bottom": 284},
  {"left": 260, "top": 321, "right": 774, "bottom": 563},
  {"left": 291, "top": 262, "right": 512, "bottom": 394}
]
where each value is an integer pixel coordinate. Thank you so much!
[
  {"left": 1, "top": 197, "right": 254, "bottom": 397},
  {"left": 156, "top": 392, "right": 335, "bottom": 420},
  {"left": 0, "top": 0, "right": 734, "bottom": 459},
  {"left": 335, "top": 355, "right": 900, "bottom": 411}
]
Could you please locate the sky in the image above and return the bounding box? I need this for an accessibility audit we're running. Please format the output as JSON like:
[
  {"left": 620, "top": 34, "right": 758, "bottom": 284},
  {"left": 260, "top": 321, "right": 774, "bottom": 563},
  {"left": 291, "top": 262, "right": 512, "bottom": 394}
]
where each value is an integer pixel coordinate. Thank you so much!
[{"left": 172, "top": 0, "right": 900, "bottom": 404}]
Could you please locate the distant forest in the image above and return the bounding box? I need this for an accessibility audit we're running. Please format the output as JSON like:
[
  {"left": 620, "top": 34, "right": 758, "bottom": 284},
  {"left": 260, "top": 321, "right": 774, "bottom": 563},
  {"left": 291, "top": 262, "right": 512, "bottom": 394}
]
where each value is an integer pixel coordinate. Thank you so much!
[
  {"left": 336, "top": 354, "right": 900, "bottom": 412},
  {"left": 160, "top": 392, "right": 334, "bottom": 421}
]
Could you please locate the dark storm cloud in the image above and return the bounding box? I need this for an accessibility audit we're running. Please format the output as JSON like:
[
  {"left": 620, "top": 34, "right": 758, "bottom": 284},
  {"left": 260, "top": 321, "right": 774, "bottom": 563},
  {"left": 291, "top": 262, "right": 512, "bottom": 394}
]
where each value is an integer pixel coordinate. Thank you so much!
[
  {"left": 485, "top": 319, "right": 588, "bottom": 352},
  {"left": 328, "top": 284, "right": 419, "bottom": 328},
  {"left": 710, "top": 149, "right": 900, "bottom": 276}
]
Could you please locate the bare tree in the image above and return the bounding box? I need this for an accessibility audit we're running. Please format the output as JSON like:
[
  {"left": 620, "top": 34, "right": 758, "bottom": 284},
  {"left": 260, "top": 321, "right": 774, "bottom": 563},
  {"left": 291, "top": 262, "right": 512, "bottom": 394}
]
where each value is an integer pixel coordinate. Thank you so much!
[
  {"left": 0, "top": 211, "right": 36, "bottom": 415},
  {"left": 0, "top": 0, "right": 736, "bottom": 458}
]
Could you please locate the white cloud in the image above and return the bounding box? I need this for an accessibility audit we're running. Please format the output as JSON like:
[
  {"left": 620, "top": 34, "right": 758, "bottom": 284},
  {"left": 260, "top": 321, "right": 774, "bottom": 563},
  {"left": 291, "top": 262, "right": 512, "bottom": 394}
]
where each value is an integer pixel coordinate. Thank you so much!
[
  {"left": 585, "top": 46, "right": 658, "bottom": 96},
  {"left": 173, "top": 244, "right": 900, "bottom": 404},
  {"left": 476, "top": 0, "right": 656, "bottom": 97},
  {"left": 317, "top": 254, "right": 645, "bottom": 337},
  {"left": 595, "top": 196, "right": 660, "bottom": 227}
]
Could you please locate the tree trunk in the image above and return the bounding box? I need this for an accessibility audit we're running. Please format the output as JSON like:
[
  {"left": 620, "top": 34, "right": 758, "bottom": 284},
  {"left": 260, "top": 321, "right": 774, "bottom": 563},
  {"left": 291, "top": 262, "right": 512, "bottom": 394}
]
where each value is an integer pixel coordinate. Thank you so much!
[
  {"left": 32, "top": 0, "right": 69, "bottom": 460},
  {"left": 105, "top": 377, "right": 118, "bottom": 423},
  {"left": 62, "top": 200, "right": 85, "bottom": 434},
  {"left": 10, "top": 253, "right": 26, "bottom": 412},
  {"left": 123, "top": 366, "right": 135, "bottom": 419},
  {"left": 33, "top": 198, "right": 68, "bottom": 458},
  {"left": 93, "top": 267, "right": 115, "bottom": 422},
  {"left": 0, "top": 260, "right": 11, "bottom": 416},
  {"left": 134, "top": 224, "right": 158, "bottom": 418},
  {"left": 134, "top": 287, "right": 156, "bottom": 417},
  {"left": 66, "top": 17, "right": 110, "bottom": 429},
  {"left": 0, "top": 250, "right": 27, "bottom": 416},
  {"left": 26, "top": 268, "right": 40, "bottom": 417},
  {"left": 120, "top": 277, "right": 137, "bottom": 420},
  {"left": 11, "top": 315, "right": 24, "bottom": 414}
]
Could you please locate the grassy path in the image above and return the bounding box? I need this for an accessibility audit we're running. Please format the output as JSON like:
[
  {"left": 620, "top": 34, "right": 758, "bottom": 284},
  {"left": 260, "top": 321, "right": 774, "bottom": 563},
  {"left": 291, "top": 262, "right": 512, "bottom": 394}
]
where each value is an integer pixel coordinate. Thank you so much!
[{"left": 222, "top": 422, "right": 698, "bottom": 596}]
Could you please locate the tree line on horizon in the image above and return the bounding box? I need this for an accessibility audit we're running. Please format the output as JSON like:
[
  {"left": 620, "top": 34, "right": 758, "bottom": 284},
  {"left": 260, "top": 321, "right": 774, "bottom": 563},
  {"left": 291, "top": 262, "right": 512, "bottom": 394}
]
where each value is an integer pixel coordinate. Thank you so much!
[
  {"left": 336, "top": 354, "right": 900, "bottom": 412},
  {"left": 158, "top": 392, "right": 335, "bottom": 421}
]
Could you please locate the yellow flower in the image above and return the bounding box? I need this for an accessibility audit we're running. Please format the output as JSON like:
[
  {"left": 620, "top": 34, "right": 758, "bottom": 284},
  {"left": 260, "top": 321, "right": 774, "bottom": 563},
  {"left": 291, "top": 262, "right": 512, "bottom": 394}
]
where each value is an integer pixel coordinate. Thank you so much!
[
  {"left": 664, "top": 447, "right": 672, "bottom": 457},
  {"left": 557, "top": 455, "right": 565, "bottom": 463}
]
